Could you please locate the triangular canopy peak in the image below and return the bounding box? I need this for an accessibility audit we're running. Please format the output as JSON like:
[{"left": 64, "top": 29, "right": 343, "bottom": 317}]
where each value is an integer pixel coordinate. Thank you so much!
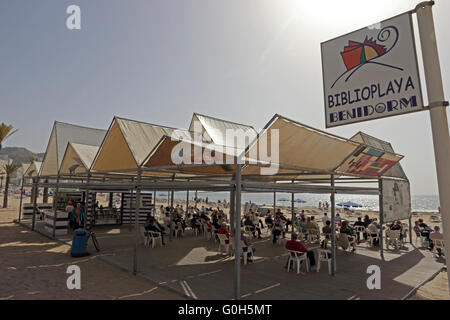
[
  {"left": 59, "top": 142, "right": 99, "bottom": 175},
  {"left": 39, "top": 121, "right": 106, "bottom": 176}
]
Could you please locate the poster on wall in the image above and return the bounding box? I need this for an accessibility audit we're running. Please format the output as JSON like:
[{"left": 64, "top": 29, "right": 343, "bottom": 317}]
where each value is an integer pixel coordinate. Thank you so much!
[
  {"left": 382, "top": 178, "right": 411, "bottom": 223},
  {"left": 321, "top": 13, "right": 423, "bottom": 128}
]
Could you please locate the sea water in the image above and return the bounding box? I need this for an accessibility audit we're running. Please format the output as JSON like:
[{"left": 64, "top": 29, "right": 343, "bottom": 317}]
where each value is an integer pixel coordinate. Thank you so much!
[{"left": 166, "top": 192, "right": 439, "bottom": 213}]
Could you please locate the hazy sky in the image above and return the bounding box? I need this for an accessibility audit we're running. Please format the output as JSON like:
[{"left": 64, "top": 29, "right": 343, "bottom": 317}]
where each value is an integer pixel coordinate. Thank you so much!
[{"left": 1, "top": 0, "right": 449, "bottom": 195}]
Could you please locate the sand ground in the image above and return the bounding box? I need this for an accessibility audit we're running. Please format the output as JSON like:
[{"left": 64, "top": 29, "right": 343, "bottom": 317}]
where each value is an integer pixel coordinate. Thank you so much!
[
  {"left": 0, "top": 195, "right": 183, "bottom": 300},
  {"left": 0, "top": 193, "right": 446, "bottom": 300}
]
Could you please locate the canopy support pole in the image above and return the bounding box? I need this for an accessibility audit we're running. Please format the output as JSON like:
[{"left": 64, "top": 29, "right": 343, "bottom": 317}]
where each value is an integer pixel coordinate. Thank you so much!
[
  {"left": 133, "top": 168, "right": 142, "bottom": 275},
  {"left": 84, "top": 173, "right": 90, "bottom": 229},
  {"left": 330, "top": 174, "right": 336, "bottom": 275},
  {"left": 291, "top": 184, "right": 295, "bottom": 233},
  {"left": 18, "top": 177, "right": 24, "bottom": 222},
  {"left": 195, "top": 190, "right": 198, "bottom": 208},
  {"left": 186, "top": 188, "right": 189, "bottom": 212},
  {"left": 169, "top": 175, "right": 175, "bottom": 242},
  {"left": 52, "top": 175, "right": 60, "bottom": 239},
  {"left": 230, "top": 189, "right": 235, "bottom": 235},
  {"left": 153, "top": 190, "right": 157, "bottom": 217},
  {"left": 409, "top": 216, "right": 413, "bottom": 244},
  {"left": 378, "top": 178, "right": 384, "bottom": 260},
  {"left": 273, "top": 192, "right": 276, "bottom": 213},
  {"left": 234, "top": 164, "right": 242, "bottom": 300},
  {"left": 31, "top": 178, "right": 38, "bottom": 231}
]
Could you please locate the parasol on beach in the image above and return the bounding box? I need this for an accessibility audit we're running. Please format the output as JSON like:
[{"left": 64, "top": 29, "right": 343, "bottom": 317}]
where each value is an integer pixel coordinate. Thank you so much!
[{"left": 337, "top": 201, "right": 362, "bottom": 208}]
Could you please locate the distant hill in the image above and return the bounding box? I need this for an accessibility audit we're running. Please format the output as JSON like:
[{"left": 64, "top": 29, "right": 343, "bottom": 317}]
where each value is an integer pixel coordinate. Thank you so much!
[{"left": 0, "top": 147, "right": 44, "bottom": 165}]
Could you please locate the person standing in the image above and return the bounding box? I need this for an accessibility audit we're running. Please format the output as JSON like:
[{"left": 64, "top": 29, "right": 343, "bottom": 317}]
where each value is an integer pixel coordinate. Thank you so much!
[{"left": 70, "top": 203, "right": 85, "bottom": 230}]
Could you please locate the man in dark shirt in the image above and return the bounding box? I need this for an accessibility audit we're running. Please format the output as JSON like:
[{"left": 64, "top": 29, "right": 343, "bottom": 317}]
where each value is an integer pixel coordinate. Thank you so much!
[
  {"left": 285, "top": 233, "right": 315, "bottom": 269},
  {"left": 144, "top": 217, "right": 166, "bottom": 245}
]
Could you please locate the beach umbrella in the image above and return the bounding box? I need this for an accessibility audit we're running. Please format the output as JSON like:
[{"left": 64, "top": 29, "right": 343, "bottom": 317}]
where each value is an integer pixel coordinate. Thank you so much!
[
  {"left": 337, "top": 201, "right": 362, "bottom": 208},
  {"left": 278, "top": 198, "right": 290, "bottom": 202},
  {"left": 294, "top": 199, "right": 306, "bottom": 203}
]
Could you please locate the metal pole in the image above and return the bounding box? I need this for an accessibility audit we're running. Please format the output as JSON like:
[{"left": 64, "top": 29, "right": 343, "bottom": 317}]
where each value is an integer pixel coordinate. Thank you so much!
[
  {"left": 195, "top": 190, "right": 198, "bottom": 208},
  {"left": 84, "top": 173, "right": 91, "bottom": 228},
  {"left": 291, "top": 191, "right": 295, "bottom": 233},
  {"left": 409, "top": 216, "right": 413, "bottom": 244},
  {"left": 416, "top": 2, "right": 450, "bottom": 289},
  {"left": 169, "top": 176, "right": 175, "bottom": 241},
  {"left": 273, "top": 192, "right": 276, "bottom": 212},
  {"left": 230, "top": 189, "right": 235, "bottom": 235},
  {"left": 128, "top": 189, "right": 133, "bottom": 231},
  {"left": 133, "top": 168, "right": 142, "bottom": 275},
  {"left": 18, "top": 177, "right": 24, "bottom": 222},
  {"left": 52, "top": 175, "right": 60, "bottom": 239},
  {"left": 234, "top": 164, "right": 242, "bottom": 300},
  {"left": 379, "top": 178, "right": 384, "bottom": 260},
  {"left": 153, "top": 190, "right": 157, "bottom": 217},
  {"left": 186, "top": 188, "right": 189, "bottom": 212},
  {"left": 330, "top": 174, "right": 336, "bottom": 275},
  {"left": 31, "top": 178, "right": 38, "bottom": 231}
]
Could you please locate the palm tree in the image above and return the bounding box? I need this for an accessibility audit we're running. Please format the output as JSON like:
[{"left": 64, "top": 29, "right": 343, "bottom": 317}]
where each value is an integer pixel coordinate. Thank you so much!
[
  {"left": 1, "top": 163, "right": 21, "bottom": 208},
  {"left": 0, "top": 123, "right": 18, "bottom": 152}
]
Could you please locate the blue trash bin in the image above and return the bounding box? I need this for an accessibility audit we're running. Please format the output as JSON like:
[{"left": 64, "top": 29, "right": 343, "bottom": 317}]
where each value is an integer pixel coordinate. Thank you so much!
[{"left": 71, "top": 228, "right": 89, "bottom": 257}]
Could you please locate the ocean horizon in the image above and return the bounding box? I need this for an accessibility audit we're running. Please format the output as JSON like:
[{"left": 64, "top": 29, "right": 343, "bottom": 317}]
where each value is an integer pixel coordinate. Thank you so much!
[{"left": 162, "top": 191, "right": 440, "bottom": 213}]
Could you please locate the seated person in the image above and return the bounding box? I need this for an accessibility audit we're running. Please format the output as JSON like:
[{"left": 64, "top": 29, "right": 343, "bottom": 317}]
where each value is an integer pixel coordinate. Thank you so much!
[
  {"left": 367, "top": 221, "right": 380, "bottom": 246},
  {"left": 418, "top": 219, "right": 432, "bottom": 240},
  {"left": 218, "top": 223, "right": 230, "bottom": 244},
  {"left": 334, "top": 213, "right": 342, "bottom": 226},
  {"left": 340, "top": 221, "right": 356, "bottom": 252},
  {"left": 253, "top": 212, "right": 264, "bottom": 229},
  {"left": 279, "top": 213, "right": 292, "bottom": 232},
  {"left": 212, "top": 216, "right": 221, "bottom": 230},
  {"left": 240, "top": 230, "right": 255, "bottom": 263},
  {"left": 144, "top": 217, "right": 166, "bottom": 245},
  {"left": 321, "top": 220, "right": 332, "bottom": 248},
  {"left": 285, "top": 233, "right": 315, "bottom": 269},
  {"left": 353, "top": 217, "right": 367, "bottom": 242},
  {"left": 304, "top": 217, "right": 319, "bottom": 233},
  {"left": 244, "top": 216, "right": 262, "bottom": 239},
  {"left": 272, "top": 218, "right": 284, "bottom": 244},
  {"left": 321, "top": 212, "right": 331, "bottom": 225},
  {"left": 429, "top": 226, "right": 444, "bottom": 256},
  {"left": 363, "top": 215, "right": 372, "bottom": 227},
  {"left": 265, "top": 214, "right": 274, "bottom": 229}
]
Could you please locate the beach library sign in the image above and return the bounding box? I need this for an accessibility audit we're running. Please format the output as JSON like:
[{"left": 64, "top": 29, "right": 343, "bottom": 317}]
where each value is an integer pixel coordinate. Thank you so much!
[{"left": 321, "top": 13, "right": 423, "bottom": 128}]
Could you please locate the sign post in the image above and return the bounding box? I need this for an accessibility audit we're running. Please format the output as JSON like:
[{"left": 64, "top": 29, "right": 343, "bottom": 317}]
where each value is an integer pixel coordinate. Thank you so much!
[
  {"left": 321, "top": 1, "right": 450, "bottom": 288},
  {"left": 416, "top": 1, "right": 450, "bottom": 290}
]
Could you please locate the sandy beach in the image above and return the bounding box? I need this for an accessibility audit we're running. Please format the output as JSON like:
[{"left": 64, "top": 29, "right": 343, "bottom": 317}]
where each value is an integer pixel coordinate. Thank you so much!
[
  {"left": 0, "top": 195, "right": 184, "bottom": 300},
  {"left": 1, "top": 193, "right": 447, "bottom": 300}
]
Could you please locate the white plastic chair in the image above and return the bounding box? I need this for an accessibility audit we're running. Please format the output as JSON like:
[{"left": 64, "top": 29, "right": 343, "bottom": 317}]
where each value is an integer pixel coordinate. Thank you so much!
[
  {"left": 306, "top": 229, "right": 320, "bottom": 243},
  {"left": 174, "top": 222, "right": 183, "bottom": 239},
  {"left": 140, "top": 226, "right": 150, "bottom": 246},
  {"left": 149, "top": 231, "right": 163, "bottom": 248},
  {"left": 432, "top": 239, "right": 445, "bottom": 257},
  {"left": 354, "top": 226, "right": 366, "bottom": 242},
  {"left": 317, "top": 249, "right": 332, "bottom": 275},
  {"left": 386, "top": 229, "right": 401, "bottom": 250},
  {"left": 414, "top": 230, "right": 427, "bottom": 247},
  {"left": 367, "top": 232, "right": 379, "bottom": 248},
  {"left": 287, "top": 250, "right": 309, "bottom": 274},
  {"left": 244, "top": 225, "right": 256, "bottom": 238},
  {"left": 218, "top": 233, "right": 231, "bottom": 255},
  {"left": 203, "top": 222, "right": 212, "bottom": 240},
  {"left": 240, "top": 240, "right": 252, "bottom": 265}
]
